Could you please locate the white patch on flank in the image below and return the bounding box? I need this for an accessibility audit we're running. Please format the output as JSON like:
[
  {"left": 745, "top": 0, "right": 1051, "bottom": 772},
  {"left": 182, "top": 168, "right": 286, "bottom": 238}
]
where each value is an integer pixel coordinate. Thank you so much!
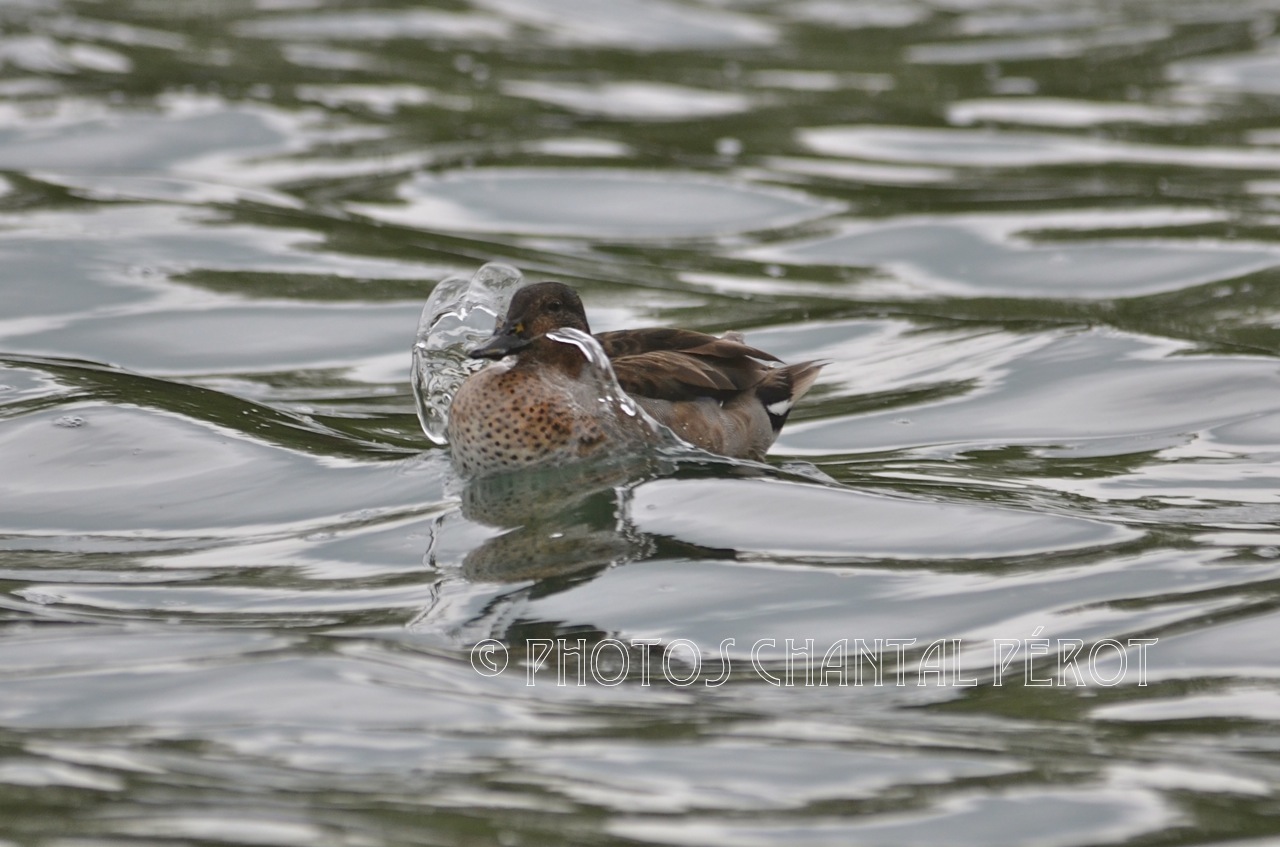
[{"left": 766, "top": 399, "right": 793, "bottom": 416}]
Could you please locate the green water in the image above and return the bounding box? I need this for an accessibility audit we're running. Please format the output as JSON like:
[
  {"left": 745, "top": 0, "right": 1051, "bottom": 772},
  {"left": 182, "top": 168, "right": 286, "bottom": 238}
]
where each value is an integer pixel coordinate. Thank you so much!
[{"left": 3, "top": 1, "right": 1280, "bottom": 844}]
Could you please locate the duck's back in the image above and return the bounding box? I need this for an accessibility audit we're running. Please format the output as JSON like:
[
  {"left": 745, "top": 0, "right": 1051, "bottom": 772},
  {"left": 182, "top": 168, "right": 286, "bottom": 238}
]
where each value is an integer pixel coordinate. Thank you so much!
[{"left": 596, "top": 328, "right": 823, "bottom": 461}]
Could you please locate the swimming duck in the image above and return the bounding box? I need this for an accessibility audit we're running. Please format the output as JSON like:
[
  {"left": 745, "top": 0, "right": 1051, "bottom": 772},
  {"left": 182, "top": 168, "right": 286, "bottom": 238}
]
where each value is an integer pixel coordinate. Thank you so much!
[{"left": 446, "top": 282, "right": 823, "bottom": 476}]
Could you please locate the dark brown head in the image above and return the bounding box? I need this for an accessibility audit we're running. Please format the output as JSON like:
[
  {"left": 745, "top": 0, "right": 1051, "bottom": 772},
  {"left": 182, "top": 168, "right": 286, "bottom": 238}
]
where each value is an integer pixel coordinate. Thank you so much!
[{"left": 470, "top": 281, "right": 591, "bottom": 360}]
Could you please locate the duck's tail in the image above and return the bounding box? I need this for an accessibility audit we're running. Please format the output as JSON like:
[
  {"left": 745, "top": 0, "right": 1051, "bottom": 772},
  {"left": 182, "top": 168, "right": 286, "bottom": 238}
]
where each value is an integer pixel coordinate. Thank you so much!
[{"left": 755, "top": 361, "right": 826, "bottom": 434}]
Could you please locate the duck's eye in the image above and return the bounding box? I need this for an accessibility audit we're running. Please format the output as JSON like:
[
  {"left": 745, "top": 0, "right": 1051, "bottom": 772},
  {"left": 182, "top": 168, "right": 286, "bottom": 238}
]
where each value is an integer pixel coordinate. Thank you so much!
[{"left": 547, "top": 301, "right": 562, "bottom": 312}]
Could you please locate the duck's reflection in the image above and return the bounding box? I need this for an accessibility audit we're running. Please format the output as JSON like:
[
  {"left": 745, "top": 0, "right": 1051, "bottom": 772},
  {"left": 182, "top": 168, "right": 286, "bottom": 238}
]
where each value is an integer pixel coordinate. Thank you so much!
[
  {"left": 409, "top": 455, "right": 666, "bottom": 641},
  {"left": 411, "top": 448, "right": 787, "bottom": 642},
  {"left": 429, "top": 453, "right": 673, "bottom": 584}
]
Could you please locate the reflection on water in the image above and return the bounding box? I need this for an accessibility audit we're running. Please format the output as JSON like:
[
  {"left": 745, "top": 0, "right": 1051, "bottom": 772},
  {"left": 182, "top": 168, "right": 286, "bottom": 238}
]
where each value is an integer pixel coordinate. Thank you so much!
[
  {"left": 3, "top": 0, "right": 1280, "bottom": 845},
  {"left": 438, "top": 456, "right": 661, "bottom": 586}
]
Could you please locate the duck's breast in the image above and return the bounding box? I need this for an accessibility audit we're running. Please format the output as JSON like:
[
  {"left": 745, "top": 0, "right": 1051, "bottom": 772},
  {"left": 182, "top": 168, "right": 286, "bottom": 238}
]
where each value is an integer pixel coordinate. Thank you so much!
[{"left": 446, "top": 365, "right": 607, "bottom": 475}]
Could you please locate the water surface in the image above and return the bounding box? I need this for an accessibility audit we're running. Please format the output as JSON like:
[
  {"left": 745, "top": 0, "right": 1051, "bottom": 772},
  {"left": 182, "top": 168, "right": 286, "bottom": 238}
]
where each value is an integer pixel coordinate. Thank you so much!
[{"left": 2, "top": 1, "right": 1280, "bottom": 845}]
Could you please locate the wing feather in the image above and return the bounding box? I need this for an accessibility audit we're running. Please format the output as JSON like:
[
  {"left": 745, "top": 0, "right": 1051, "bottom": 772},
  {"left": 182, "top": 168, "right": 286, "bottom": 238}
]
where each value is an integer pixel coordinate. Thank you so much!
[{"left": 597, "top": 328, "right": 776, "bottom": 403}]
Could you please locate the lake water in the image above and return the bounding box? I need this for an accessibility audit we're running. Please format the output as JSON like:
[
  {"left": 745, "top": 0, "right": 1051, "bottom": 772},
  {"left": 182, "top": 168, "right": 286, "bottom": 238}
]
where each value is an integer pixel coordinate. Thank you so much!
[{"left": 3, "top": 1, "right": 1280, "bottom": 844}]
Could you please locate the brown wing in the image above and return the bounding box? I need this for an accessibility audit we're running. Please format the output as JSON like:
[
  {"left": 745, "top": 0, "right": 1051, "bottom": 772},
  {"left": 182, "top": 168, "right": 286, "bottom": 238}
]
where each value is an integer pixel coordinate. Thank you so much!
[
  {"left": 596, "top": 328, "right": 779, "bottom": 363},
  {"left": 596, "top": 328, "right": 776, "bottom": 403}
]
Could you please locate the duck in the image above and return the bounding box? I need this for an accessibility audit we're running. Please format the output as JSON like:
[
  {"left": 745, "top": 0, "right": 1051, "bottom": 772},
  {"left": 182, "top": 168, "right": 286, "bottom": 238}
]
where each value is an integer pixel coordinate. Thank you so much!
[{"left": 446, "top": 281, "right": 823, "bottom": 476}]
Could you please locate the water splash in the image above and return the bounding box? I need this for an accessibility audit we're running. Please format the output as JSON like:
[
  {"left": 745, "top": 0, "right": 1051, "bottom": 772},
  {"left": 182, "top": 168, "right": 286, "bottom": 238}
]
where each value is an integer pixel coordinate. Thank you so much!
[
  {"left": 545, "top": 327, "right": 647, "bottom": 419},
  {"left": 543, "top": 326, "right": 681, "bottom": 449},
  {"left": 410, "top": 262, "right": 525, "bottom": 444}
]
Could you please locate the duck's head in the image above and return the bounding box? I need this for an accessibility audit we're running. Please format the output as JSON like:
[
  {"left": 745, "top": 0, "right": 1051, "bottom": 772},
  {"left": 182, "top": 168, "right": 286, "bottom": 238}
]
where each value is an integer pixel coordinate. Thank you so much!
[{"left": 470, "top": 281, "right": 591, "bottom": 360}]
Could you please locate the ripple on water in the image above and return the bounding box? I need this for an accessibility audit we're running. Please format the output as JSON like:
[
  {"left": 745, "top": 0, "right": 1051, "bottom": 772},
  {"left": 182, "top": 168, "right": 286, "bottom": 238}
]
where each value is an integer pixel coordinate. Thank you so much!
[
  {"left": 1098, "top": 608, "right": 1280, "bottom": 683},
  {"left": 0, "top": 103, "right": 289, "bottom": 172},
  {"left": 1169, "top": 40, "right": 1280, "bottom": 96},
  {"left": 0, "top": 364, "right": 62, "bottom": 408},
  {"left": 764, "top": 156, "right": 955, "bottom": 187},
  {"left": 11, "top": 301, "right": 423, "bottom": 375},
  {"left": 0, "top": 34, "right": 133, "bottom": 75},
  {"left": 784, "top": 1, "right": 930, "bottom": 30},
  {"left": 0, "top": 649, "right": 499, "bottom": 731},
  {"left": 798, "top": 124, "right": 1280, "bottom": 170},
  {"left": 630, "top": 477, "right": 1135, "bottom": 560},
  {"left": 234, "top": 9, "right": 513, "bottom": 42},
  {"left": 747, "top": 215, "right": 1279, "bottom": 299},
  {"left": 294, "top": 83, "right": 469, "bottom": 115},
  {"left": 946, "top": 97, "right": 1208, "bottom": 127},
  {"left": 613, "top": 786, "right": 1174, "bottom": 847},
  {"left": 37, "top": 173, "right": 302, "bottom": 207},
  {"left": 0, "top": 627, "right": 291, "bottom": 676},
  {"left": 0, "top": 92, "right": 383, "bottom": 197},
  {"left": 1035, "top": 455, "right": 1280, "bottom": 510},
  {"left": 955, "top": 8, "right": 1110, "bottom": 36},
  {"left": 777, "top": 328, "right": 1280, "bottom": 456},
  {"left": 350, "top": 168, "right": 842, "bottom": 239},
  {"left": 0, "top": 405, "right": 441, "bottom": 535},
  {"left": 508, "top": 546, "right": 1269, "bottom": 663},
  {"left": 501, "top": 80, "right": 752, "bottom": 121},
  {"left": 908, "top": 24, "right": 1172, "bottom": 65},
  {"left": 519, "top": 741, "right": 1019, "bottom": 813},
  {"left": 0, "top": 203, "right": 436, "bottom": 360},
  {"left": 1093, "top": 686, "right": 1280, "bottom": 722},
  {"left": 471, "top": 0, "right": 777, "bottom": 49}
]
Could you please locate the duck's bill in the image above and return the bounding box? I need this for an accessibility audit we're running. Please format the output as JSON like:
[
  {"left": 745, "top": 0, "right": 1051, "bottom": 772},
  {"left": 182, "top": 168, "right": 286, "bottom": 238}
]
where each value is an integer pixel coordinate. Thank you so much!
[{"left": 469, "top": 332, "right": 531, "bottom": 359}]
